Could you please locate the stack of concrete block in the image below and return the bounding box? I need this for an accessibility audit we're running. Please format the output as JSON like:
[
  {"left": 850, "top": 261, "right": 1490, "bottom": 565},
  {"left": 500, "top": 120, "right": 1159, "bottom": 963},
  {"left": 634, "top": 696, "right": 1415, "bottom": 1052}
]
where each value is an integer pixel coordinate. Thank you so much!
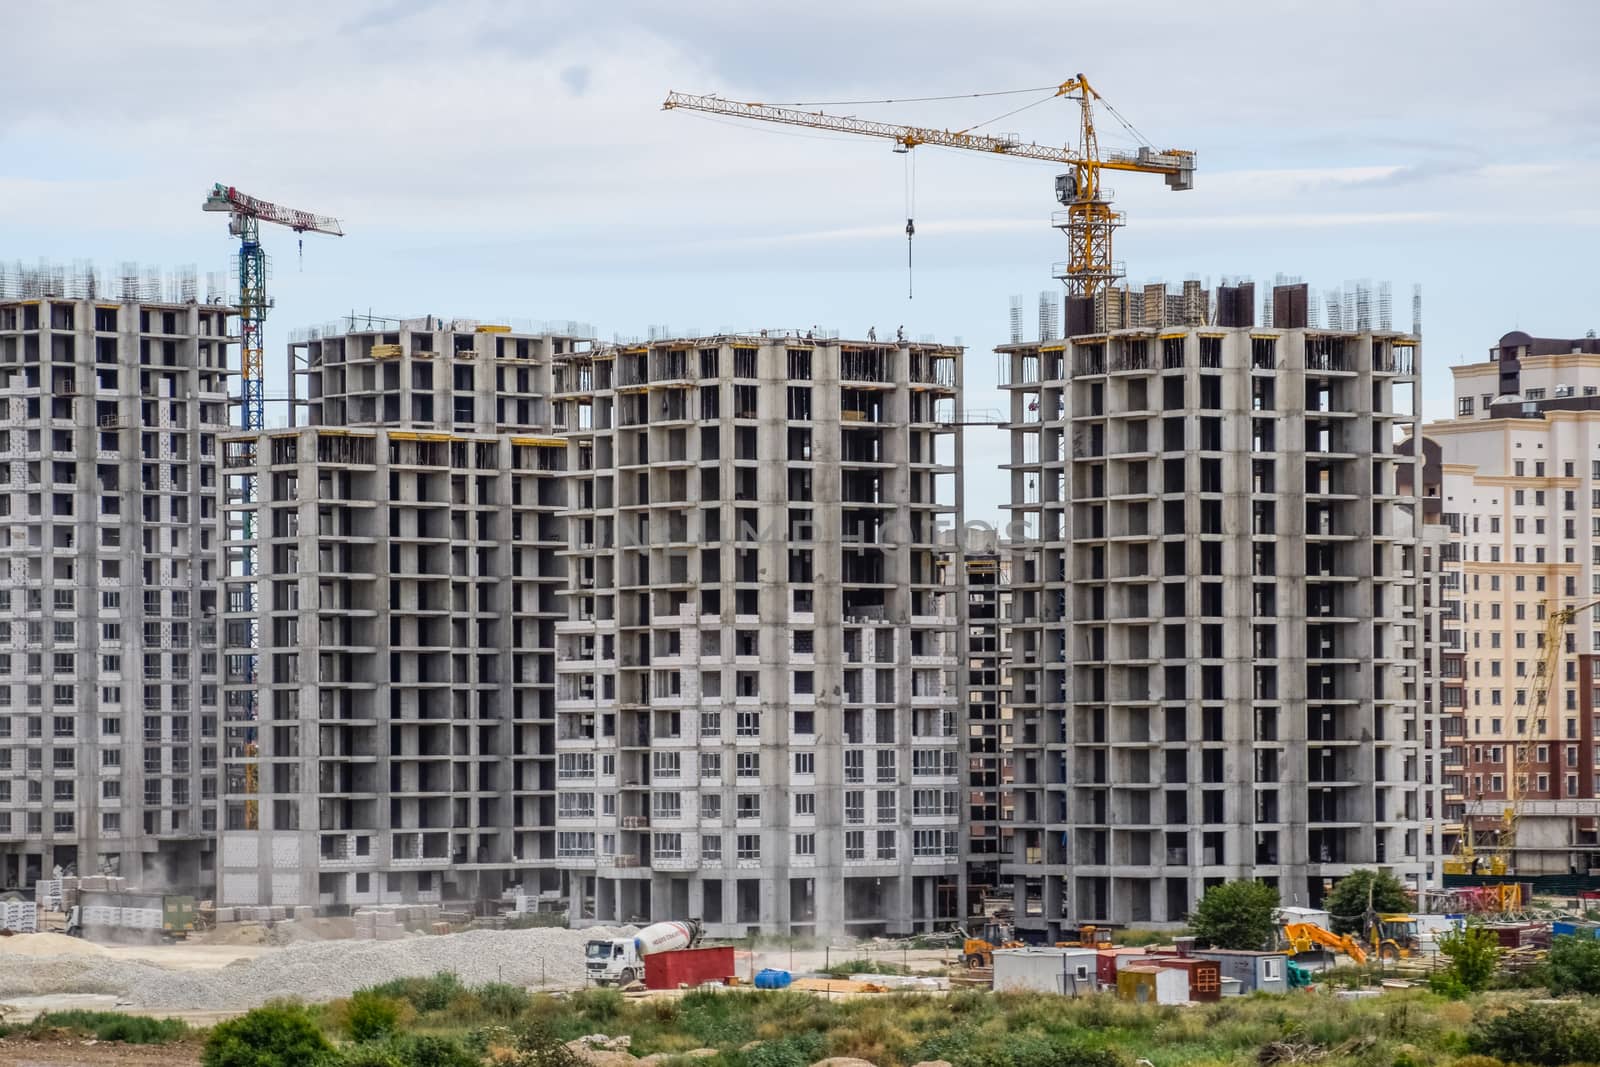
[
  {"left": 215, "top": 907, "right": 237, "bottom": 923},
  {"left": 293, "top": 906, "right": 316, "bottom": 922},
  {"left": 0, "top": 900, "right": 37, "bottom": 933}
]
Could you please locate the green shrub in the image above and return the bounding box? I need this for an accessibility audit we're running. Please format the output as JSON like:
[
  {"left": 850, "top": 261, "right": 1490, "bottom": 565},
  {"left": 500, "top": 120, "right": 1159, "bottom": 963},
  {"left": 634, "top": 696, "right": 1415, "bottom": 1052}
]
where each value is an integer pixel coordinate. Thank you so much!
[
  {"left": 1189, "top": 879, "right": 1280, "bottom": 950},
  {"left": 337, "top": 1044, "right": 405, "bottom": 1067},
  {"left": 360, "top": 973, "right": 465, "bottom": 1015},
  {"left": 392, "top": 1033, "right": 482, "bottom": 1067},
  {"left": 29, "top": 1010, "right": 188, "bottom": 1044},
  {"left": 1467, "top": 1003, "right": 1600, "bottom": 1066},
  {"left": 345, "top": 991, "right": 408, "bottom": 1041},
  {"left": 570, "top": 986, "right": 623, "bottom": 1023},
  {"left": 510, "top": 1018, "right": 581, "bottom": 1067},
  {"left": 1429, "top": 926, "right": 1500, "bottom": 997},
  {"left": 202, "top": 1003, "right": 337, "bottom": 1067},
  {"left": 741, "top": 1032, "right": 826, "bottom": 1067},
  {"left": 475, "top": 981, "right": 533, "bottom": 1021},
  {"left": 1547, "top": 932, "right": 1600, "bottom": 995}
]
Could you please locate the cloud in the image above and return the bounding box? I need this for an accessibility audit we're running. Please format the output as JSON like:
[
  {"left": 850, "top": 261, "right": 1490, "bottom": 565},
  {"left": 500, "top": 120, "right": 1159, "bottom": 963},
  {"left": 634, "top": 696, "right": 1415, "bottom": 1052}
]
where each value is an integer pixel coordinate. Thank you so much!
[{"left": 6, "top": 0, "right": 1600, "bottom": 522}]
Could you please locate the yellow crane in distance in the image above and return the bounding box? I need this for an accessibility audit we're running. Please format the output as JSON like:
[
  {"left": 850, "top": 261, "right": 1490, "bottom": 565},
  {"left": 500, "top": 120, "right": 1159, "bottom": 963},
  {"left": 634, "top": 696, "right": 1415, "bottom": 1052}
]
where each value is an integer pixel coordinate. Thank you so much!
[
  {"left": 1452, "top": 597, "right": 1600, "bottom": 874},
  {"left": 662, "top": 75, "right": 1195, "bottom": 298},
  {"left": 1500, "top": 598, "right": 1600, "bottom": 870}
]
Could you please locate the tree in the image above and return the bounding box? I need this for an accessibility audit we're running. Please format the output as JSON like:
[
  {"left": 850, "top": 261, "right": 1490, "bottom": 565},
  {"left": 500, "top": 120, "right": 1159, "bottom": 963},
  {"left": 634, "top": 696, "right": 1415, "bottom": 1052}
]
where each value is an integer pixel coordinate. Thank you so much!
[
  {"left": 1324, "top": 870, "right": 1410, "bottom": 936},
  {"left": 1429, "top": 924, "right": 1500, "bottom": 997},
  {"left": 201, "top": 1004, "right": 336, "bottom": 1067},
  {"left": 1547, "top": 933, "right": 1600, "bottom": 995},
  {"left": 1189, "top": 879, "right": 1280, "bottom": 950}
]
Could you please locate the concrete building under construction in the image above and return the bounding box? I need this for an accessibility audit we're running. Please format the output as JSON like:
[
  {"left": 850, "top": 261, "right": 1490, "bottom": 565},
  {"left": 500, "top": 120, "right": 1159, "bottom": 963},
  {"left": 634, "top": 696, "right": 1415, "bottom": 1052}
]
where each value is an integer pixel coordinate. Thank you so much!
[
  {"left": 0, "top": 265, "right": 232, "bottom": 892},
  {"left": 218, "top": 319, "right": 582, "bottom": 907},
  {"left": 999, "top": 279, "right": 1431, "bottom": 937},
  {"left": 550, "top": 336, "right": 965, "bottom": 936}
]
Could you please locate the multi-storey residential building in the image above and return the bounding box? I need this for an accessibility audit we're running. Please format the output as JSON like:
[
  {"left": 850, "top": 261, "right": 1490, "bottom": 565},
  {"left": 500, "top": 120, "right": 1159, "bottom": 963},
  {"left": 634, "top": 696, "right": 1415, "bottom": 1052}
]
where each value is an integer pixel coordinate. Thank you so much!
[
  {"left": 0, "top": 280, "right": 230, "bottom": 891},
  {"left": 963, "top": 529, "right": 1015, "bottom": 915},
  {"left": 549, "top": 337, "right": 964, "bottom": 936},
  {"left": 218, "top": 319, "right": 577, "bottom": 906},
  {"left": 1423, "top": 331, "right": 1600, "bottom": 874},
  {"left": 1000, "top": 282, "right": 1427, "bottom": 937}
]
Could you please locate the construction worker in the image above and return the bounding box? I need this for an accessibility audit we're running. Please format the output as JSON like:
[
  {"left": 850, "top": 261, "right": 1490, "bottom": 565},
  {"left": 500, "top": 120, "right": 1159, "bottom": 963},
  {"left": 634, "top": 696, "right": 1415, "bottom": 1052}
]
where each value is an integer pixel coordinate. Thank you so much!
[
  {"left": 868, "top": 327, "right": 877, "bottom": 341},
  {"left": 896, "top": 325, "right": 905, "bottom": 341}
]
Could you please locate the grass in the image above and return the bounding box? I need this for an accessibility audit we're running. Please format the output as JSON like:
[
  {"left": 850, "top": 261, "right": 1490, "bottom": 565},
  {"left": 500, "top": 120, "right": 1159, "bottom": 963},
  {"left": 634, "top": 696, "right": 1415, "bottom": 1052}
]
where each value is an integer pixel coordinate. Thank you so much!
[
  {"left": 288, "top": 971, "right": 1535, "bottom": 1067},
  {"left": 12, "top": 965, "right": 1547, "bottom": 1067},
  {"left": 817, "top": 958, "right": 914, "bottom": 978}
]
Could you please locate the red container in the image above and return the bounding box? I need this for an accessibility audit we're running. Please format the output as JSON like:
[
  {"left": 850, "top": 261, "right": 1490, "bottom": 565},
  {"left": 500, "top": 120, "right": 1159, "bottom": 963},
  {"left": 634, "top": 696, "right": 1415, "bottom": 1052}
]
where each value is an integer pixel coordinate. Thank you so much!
[{"left": 644, "top": 946, "right": 736, "bottom": 990}]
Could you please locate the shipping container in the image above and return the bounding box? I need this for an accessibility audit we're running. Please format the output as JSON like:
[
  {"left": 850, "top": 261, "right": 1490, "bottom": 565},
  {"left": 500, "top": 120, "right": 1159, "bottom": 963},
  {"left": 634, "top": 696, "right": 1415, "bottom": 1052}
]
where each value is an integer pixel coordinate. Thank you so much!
[{"left": 644, "top": 945, "right": 736, "bottom": 990}]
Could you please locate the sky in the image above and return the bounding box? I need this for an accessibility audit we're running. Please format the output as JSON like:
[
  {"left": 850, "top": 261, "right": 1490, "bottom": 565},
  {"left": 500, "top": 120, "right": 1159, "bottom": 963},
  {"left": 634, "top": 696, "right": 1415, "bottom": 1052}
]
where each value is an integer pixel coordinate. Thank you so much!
[{"left": 6, "top": 0, "right": 1599, "bottom": 523}]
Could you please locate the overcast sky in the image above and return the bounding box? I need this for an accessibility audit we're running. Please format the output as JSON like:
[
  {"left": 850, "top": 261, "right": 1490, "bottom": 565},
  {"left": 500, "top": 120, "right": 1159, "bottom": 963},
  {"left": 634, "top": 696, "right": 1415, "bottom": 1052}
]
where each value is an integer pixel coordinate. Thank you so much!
[{"left": 7, "top": 0, "right": 1599, "bottom": 522}]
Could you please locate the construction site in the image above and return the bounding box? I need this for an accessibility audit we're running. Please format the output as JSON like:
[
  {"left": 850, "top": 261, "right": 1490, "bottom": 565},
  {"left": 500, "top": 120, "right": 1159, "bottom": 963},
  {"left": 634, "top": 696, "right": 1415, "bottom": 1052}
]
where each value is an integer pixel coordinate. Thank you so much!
[{"left": 1, "top": 47, "right": 1598, "bottom": 1067}]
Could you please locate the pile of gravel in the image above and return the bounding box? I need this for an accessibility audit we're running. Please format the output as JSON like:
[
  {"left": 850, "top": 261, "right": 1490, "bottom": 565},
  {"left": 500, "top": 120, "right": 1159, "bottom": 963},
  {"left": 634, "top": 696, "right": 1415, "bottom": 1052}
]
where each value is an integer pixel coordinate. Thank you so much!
[{"left": 0, "top": 925, "right": 629, "bottom": 1011}]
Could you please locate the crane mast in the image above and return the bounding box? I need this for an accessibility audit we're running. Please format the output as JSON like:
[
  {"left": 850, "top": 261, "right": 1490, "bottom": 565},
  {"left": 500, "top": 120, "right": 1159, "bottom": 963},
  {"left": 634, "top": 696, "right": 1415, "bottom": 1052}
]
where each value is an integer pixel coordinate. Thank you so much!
[
  {"left": 1497, "top": 598, "right": 1600, "bottom": 869},
  {"left": 663, "top": 75, "right": 1194, "bottom": 297},
  {"left": 202, "top": 183, "right": 343, "bottom": 829}
]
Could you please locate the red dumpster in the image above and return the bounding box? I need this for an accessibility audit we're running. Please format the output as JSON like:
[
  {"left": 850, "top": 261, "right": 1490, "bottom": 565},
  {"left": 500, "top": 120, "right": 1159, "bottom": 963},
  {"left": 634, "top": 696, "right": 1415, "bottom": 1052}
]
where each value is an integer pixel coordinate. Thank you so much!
[{"left": 644, "top": 945, "right": 736, "bottom": 990}]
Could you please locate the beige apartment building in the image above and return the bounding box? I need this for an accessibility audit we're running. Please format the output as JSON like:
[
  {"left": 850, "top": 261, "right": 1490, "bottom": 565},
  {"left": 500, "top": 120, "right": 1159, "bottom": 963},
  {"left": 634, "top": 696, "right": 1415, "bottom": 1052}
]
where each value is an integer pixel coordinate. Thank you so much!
[{"left": 1423, "top": 331, "right": 1600, "bottom": 873}]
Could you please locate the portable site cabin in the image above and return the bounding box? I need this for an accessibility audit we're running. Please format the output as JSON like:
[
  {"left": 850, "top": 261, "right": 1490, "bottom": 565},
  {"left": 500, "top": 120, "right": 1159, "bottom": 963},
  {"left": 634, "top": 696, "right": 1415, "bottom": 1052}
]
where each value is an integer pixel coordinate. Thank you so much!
[
  {"left": 1117, "top": 964, "right": 1189, "bottom": 1005},
  {"left": 1097, "top": 947, "right": 1154, "bottom": 987},
  {"left": 1193, "top": 949, "right": 1289, "bottom": 994},
  {"left": 993, "top": 947, "right": 1099, "bottom": 994},
  {"left": 1151, "top": 956, "right": 1223, "bottom": 1003}
]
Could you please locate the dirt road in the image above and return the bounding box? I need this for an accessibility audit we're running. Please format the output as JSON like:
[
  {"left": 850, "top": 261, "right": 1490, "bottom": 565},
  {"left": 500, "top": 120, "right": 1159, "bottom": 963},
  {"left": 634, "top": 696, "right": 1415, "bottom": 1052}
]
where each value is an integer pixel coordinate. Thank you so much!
[{"left": 0, "top": 1036, "right": 202, "bottom": 1066}]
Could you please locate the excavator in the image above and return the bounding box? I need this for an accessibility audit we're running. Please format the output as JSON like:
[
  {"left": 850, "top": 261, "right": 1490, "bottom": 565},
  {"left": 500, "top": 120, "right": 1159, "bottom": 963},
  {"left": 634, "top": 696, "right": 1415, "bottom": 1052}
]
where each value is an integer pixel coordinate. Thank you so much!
[
  {"left": 962, "top": 919, "right": 1024, "bottom": 969},
  {"left": 1282, "top": 922, "right": 1368, "bottom": 966}
]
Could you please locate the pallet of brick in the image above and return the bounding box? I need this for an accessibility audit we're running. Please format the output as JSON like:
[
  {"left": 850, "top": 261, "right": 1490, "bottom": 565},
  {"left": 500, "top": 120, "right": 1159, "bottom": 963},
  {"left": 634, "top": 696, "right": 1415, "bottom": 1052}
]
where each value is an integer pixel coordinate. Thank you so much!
[
  {"left": 431, "top": 921, "right": 451, "bottom": 935},
  {"left": 0, "top": 901, "right": 37, "bottom": 933}
]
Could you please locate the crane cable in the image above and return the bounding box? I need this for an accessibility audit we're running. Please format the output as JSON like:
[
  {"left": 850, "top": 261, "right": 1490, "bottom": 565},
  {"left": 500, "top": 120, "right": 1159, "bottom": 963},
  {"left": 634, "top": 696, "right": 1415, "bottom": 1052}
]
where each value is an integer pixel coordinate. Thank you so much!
[
  {"left": 786, "top": 85, "right": 1058, "bottom": 106},
  {"left": 904, "top": 149, "right": 916, "bottom": 300}
]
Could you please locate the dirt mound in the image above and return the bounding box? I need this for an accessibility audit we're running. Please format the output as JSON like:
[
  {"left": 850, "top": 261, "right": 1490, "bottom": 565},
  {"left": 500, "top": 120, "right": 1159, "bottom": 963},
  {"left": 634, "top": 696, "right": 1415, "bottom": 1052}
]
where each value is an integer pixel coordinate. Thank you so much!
[{"left": 0, "top": 934, "right": 109, "bottom": 959}]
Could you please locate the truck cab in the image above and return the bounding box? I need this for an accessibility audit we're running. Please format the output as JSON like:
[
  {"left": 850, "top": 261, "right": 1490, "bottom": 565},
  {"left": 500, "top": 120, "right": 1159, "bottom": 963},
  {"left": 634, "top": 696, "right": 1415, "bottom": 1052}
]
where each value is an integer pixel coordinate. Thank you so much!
[{"left": 585, "top": 936, "right": 643, "bottom": 987}]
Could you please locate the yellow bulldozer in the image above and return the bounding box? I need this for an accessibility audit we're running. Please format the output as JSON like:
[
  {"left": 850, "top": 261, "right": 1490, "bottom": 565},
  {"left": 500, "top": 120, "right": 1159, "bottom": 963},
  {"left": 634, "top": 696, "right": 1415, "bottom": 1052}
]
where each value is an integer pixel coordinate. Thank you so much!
[{"left": 962, "top": 919, "right": 1023, "bottom": 968}]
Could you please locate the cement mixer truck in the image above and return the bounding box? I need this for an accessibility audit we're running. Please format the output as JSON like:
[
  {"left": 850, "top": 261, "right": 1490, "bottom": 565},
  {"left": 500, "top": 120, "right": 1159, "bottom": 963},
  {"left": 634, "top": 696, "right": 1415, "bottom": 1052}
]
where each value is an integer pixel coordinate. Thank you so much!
[{"left": 585, "top": 919, "right": 704, "bottom": 987}]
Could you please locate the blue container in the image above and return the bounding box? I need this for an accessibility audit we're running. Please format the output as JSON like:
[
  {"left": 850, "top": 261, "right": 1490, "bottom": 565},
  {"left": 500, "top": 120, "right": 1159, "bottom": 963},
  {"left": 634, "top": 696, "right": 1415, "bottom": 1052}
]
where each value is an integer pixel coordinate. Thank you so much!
[{"left": 754, "top": 968, "right": 792, "bottom": 989}]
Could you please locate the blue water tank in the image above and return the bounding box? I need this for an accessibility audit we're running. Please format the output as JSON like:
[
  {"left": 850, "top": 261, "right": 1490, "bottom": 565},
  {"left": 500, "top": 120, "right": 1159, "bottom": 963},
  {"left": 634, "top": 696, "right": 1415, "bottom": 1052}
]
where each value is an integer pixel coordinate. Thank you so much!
[{"left": 754, "top": 968, "right": 792, "bottom": 989}]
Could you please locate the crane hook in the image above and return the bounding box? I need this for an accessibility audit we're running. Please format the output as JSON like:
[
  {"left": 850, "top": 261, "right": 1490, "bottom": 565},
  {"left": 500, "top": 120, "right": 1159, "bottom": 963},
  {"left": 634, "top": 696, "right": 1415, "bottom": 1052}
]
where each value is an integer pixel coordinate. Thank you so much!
[{"left": 906, "top": 218, "right": 915, "bottom": 300}]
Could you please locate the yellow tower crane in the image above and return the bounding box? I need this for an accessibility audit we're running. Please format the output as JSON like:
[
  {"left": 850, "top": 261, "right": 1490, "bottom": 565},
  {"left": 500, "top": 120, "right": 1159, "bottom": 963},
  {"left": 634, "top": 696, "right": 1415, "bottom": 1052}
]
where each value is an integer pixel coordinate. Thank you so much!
[
  {"left": 1453, "top": 598, "right": 1600, "bottom": 874},
  {"left": 662, "top": 75, "right": 1195, "bottom": 298}
]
